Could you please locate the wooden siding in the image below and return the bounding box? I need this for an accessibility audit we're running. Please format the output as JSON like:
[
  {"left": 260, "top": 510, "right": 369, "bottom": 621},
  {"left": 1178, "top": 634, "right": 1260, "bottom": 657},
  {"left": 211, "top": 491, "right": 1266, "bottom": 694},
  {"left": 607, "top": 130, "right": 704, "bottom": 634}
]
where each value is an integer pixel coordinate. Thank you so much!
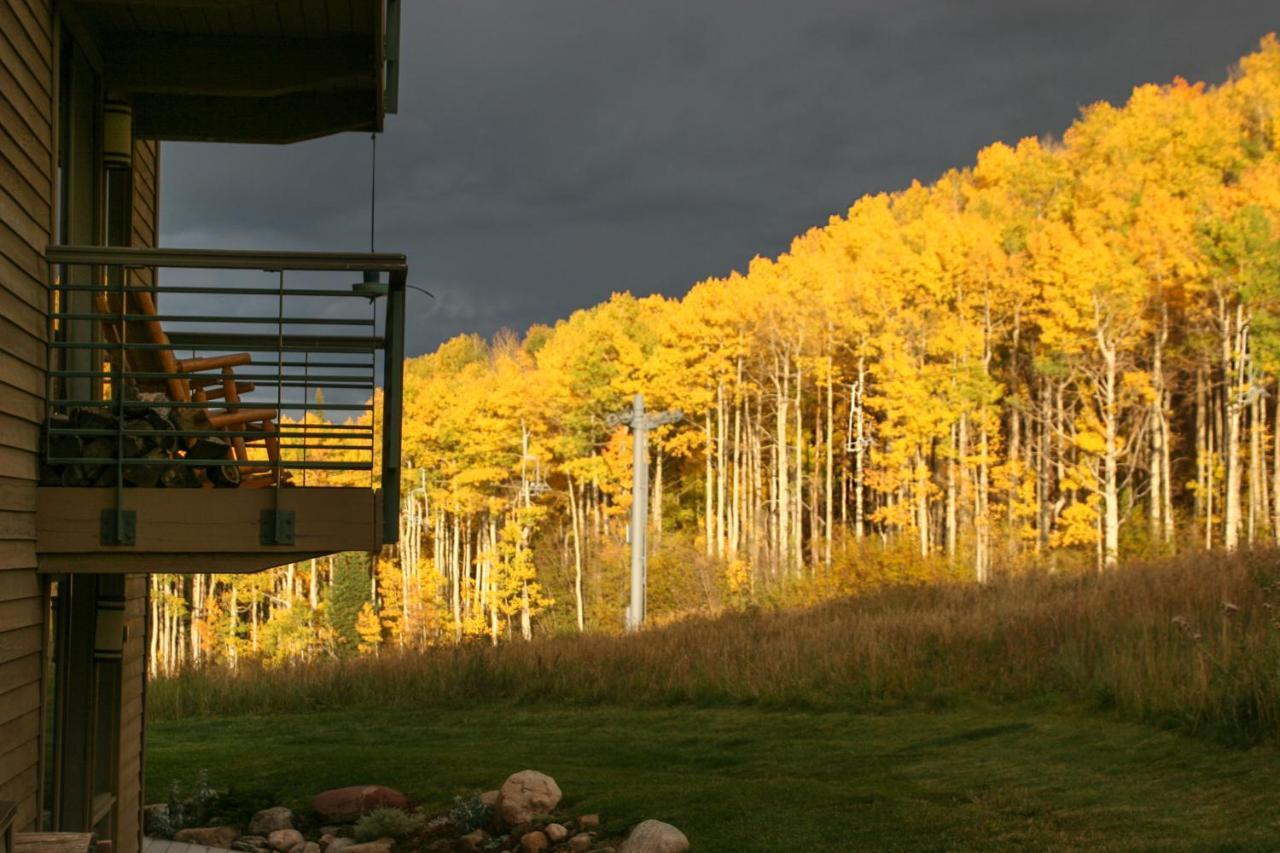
[
  {"left": 1, "top": 10, "right": 157, "bottom": 850},
  {"left": 0, "top": 0, "right": 52, "bottom": 839}
]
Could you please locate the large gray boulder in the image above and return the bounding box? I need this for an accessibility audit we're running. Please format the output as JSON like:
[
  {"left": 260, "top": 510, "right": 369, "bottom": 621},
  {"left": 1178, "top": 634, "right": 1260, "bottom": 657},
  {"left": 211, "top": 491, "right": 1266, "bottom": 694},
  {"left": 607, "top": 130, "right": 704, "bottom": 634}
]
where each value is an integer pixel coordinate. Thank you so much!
[
  {"left": 249, "top": 807, "right": 295, "bottom": 837},
  {"left": 267, "top": 829, "right": 305, "bottom": 853},
  {"left": 495, "top": 771, "right": 562, "bottom": 827},
  {"left": 619, "top": 820, "right": 689, "bottom": 853}
]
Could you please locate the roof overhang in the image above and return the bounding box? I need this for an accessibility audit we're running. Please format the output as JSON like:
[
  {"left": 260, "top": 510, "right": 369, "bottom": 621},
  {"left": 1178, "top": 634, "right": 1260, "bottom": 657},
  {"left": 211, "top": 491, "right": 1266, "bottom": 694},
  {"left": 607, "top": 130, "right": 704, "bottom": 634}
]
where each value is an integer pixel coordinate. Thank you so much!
[{"left": 64, "top": 0, "right": 401, "bottom": 144}]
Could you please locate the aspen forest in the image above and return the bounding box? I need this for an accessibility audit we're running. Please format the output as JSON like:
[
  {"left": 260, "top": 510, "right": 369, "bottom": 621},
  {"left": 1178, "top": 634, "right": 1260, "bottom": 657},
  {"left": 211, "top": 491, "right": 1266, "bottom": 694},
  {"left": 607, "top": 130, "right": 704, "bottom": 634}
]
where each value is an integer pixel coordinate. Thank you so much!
[{"left": 147, "top": 36, "right": 1280, "bottom": 675}]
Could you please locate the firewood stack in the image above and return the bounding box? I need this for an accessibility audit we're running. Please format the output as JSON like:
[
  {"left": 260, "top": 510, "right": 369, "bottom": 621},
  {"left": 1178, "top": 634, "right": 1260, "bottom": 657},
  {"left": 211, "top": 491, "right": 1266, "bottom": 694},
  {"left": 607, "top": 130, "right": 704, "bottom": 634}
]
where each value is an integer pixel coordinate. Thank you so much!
[{"left": 42, "top": 406, "right": 244, "bottom": 488}]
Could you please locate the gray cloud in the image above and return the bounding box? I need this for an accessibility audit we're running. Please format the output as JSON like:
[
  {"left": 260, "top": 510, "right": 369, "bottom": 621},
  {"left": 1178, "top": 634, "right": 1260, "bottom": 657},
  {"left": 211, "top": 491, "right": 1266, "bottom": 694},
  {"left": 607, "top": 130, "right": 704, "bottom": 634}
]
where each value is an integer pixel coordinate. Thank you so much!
[{"left": 160, "top": 0, "right": 1278, "bottom": 356}]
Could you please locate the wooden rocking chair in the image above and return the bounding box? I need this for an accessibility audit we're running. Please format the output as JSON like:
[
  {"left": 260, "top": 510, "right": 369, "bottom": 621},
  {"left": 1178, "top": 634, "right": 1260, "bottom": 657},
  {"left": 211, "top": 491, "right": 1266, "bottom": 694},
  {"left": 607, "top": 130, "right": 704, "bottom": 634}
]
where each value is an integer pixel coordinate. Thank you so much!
[{"left": 93, "top": 286, "right": 288, "bottom": 487}]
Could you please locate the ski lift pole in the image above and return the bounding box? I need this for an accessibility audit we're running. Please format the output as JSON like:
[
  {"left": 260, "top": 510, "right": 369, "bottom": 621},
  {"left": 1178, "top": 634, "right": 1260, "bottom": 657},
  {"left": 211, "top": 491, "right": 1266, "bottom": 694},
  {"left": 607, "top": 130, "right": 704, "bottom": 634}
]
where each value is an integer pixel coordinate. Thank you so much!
[{"left": 610, "top": 393, "right": 682, "bottom": 632}]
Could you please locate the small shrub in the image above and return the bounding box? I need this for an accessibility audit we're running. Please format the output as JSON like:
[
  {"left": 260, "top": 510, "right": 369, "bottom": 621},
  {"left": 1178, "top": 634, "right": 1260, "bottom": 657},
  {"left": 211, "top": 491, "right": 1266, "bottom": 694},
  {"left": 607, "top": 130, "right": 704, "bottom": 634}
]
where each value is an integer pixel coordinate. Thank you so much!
[
  {"left": 354, "top": 808, "right": 426, "bottom": 842},
  {"left": 447, "top": 796, "right": 492, "bottom": 834}
]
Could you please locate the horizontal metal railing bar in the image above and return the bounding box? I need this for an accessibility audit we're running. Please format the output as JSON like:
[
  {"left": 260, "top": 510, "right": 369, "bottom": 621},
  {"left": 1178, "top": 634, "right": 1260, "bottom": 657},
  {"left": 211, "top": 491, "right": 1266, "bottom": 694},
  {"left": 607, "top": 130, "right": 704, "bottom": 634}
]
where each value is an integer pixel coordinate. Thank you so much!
[
  {"left": 51, "top": 370, "right": 374, "bottom": 386},
  {"left": 50, "top": 428, "right": 372, "bottom": 440},
  {"left": 165, "top": 331, "right": 384, "bottom": 348},
  {"left": 51, "top": 341, "right": 380, "bottom": 355},
  {"left": 54, "top": 284, "right": 384, "bottom": 298},
  {"left": 52, "top": 312, "right": 376, "bottom": 327},
  {"left": 47, "top": 244, "right": 409, "bottom": 275},
  {"left": 50, "top": 399, "right": 373, "bottom": 412},
  {"left": 48, "top": 457, "right": 373, "bottom": 470}
]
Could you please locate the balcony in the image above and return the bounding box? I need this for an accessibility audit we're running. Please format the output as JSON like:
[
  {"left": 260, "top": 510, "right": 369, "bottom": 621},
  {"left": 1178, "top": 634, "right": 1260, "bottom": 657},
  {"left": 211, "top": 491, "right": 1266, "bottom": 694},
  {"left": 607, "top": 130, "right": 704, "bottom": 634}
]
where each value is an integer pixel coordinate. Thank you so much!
[{"left": 37, "top": 246, "right": 407, "bottom": 574}]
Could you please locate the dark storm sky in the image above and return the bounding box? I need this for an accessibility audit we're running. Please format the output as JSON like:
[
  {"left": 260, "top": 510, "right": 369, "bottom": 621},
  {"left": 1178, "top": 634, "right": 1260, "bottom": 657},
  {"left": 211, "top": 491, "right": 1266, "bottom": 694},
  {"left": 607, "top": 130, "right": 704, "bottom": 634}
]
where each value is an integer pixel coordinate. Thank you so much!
[{"left": 159, "top": 1, "right": 1278, "bottom": 358}]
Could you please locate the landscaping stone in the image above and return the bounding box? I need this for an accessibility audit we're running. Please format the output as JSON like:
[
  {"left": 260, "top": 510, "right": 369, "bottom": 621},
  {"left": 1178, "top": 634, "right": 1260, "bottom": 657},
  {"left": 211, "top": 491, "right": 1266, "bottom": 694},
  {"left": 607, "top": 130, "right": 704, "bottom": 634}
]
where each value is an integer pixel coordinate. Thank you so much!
[
  {"left": 324, "top": 839, "right": 355, "bottom": 853},
  {"left": 618, "top": 821, "right": 688, "bottom": 853},
  {"left": 303, "top": 843, "right": 320, "bottom": 853},
  {"left": 567, "top": 834, "right": 592, "bottom": 853},
  {"left": 337, "top": 844, "right": 392, "bottom": 853},
  {"left": 495, "top": 771, "right": 562, "bottom": 827},
  {"left": 312, "top": 786, "right": 409, "bottom": 823},
  {"left": 577, "top": 815, "right": 600, "bottom": 831},
  {"left": 249, "top": 807, "right": 296, "bottom": 836},
  {"left": 479, "top": 790, "right": 500, "bottom": 808},
  {"left": 267, "top": 829, "right": 305, "bottom": 852},
  {"left": 544, "top": 823, "right": 568, "bottom": 843},
  {"left": 459, "top": 829, "right": 489, "bottom": 852},
  {"left": 175, "top": 827, "right": 239, "bottom": 849},
  {"left": 519, "top": 831, "right": 549, "bottom": 853}
]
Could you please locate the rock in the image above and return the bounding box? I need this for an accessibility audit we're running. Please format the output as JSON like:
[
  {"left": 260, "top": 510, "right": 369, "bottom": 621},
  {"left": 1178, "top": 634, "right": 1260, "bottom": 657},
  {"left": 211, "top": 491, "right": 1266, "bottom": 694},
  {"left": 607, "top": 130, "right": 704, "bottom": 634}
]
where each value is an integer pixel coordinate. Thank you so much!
[
  {"left": 340, "top": 843, "right": 393, "bottom": 853},
  {"left": 175, "top": 827, "right": 240, "bottom": 849},
  {"left": 495, "top": 771, "right": 562, "bottom": 827},
  {"left": 568, "top": 835, "right": 592, "bottom": 853},
  {"left": 325, "top": 840, "right": 355, "bottom": 853},
  {"left": 519, "top": 831, "right": 549, "bottom": 853},
  {"left": 479, "top": 790, "right": 500, "bottom": 808},
  {"left": 312, "top": 786, "right": 409, "bottom": 823},
  {"left": 577, "top": 815, "right": 600, "bottom": 831},
  {"left": 250, "top": 807, "right": 296, "bottom": 837},
  {"left": 268, "top": 830, "right": 305, "bottom": 853},
  {"left": 542, "top": 824, "right": 567, "bottom": 843},
  {"left": 459, "top": 829, "right": 489, "bottom": 852},
  {"left": 232, "top": 836, "right": 269, "bottom": 852},
  {"left": 303, "top": 844, "right": 321, "bottom": 853},
  {"left": 618, "top": 821, "right": 688, "bottom": 853},
  {"left": 319, "top": 828, "right": 352, "bottom": 839}
]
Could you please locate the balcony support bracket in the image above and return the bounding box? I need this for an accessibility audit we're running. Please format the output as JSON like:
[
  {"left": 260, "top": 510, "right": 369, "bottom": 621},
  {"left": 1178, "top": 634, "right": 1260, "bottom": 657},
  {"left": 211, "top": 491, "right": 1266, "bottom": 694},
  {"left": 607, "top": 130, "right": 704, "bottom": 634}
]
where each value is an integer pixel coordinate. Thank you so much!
[
  {"left": 100, "top": 509, "right": 137, "bottom": 546},
  {"left": 260, "top": 509, "right": 296, "bottom": 546}
]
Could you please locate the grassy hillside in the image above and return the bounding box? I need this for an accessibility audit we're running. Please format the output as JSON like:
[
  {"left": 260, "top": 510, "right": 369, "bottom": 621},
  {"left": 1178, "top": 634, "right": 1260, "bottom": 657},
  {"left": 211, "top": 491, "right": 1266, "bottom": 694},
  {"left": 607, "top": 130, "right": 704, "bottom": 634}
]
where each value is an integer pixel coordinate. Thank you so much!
[{"left": 151, "top": 550, "right": 1280, "bottom": 747}]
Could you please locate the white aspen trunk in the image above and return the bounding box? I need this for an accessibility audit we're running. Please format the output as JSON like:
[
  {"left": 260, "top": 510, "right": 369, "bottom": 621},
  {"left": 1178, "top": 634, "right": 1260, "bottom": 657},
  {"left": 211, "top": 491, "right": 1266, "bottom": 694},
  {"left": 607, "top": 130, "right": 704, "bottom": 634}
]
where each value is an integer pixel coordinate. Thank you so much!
[
  {"left": 228, "top": 581, "right": 238, "bottom": 670},
  {"left": 824, "top": 356, "right": 834, "bottom": 567},
  {"left": 652, "top": 444, "right": 664, "bottom": 542},
  {"left": 568, "top": 474, "right": 585, "bottom": 632},
  {"left": 1249, "top": 391, "right": 1263, "bottom": 545},
  {"left": 1273, "top": 388, "right": 1280, "bottom": 546},
  {"left": 775, "top": 353, "right": 789, "bottom": 571},
  {"left": 716, "top": 381, "right": 727, "bottom": 557},
  {"left": 946, "top": 420, "right": 958, "bottom": 560},
  {"left": 731, "top": 369, "right": 743, "bottom": 556},
  {"left": 1224, "top": 304, "right": 1246, "bottom": 553},
  {"left": 451, "top": 513, "right": 462, "bottom": 640},
  {"left": 915, "top": 449, "right": 929, "bottom": 558},
  {"left": 854, "top": 356, "right": 867, "bottom": 542},
  {"left": 704, "top": 410, "right": 714, "bottom": 556},
  {"left": 794, "top": 359, "right": 804, "bottom": 570},
  {"left": 1101, "top": 342, "right": 1120, "bottom": 571},
  {"left": 977, "top": 422, "right": 990, "bottom": 582}
]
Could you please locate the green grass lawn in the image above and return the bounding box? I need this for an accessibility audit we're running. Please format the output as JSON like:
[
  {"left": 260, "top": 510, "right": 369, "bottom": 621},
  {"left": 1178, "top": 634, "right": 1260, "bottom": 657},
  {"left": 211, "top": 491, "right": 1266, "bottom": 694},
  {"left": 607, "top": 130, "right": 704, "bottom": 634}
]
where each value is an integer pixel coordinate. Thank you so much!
[{"left": 147, "top": 702, "right": 1280, "bottom": 851}]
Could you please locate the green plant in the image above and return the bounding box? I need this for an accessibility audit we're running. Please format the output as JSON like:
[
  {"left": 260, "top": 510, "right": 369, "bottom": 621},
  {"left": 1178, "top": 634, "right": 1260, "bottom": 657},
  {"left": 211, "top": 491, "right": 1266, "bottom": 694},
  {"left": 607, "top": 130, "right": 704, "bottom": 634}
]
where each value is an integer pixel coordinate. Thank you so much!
[
  {"left": 354, "top": 808, "right": 425, "bottom": 842},
  {"left": 447, "top": 796, "right": 491, "bottom": 835}
]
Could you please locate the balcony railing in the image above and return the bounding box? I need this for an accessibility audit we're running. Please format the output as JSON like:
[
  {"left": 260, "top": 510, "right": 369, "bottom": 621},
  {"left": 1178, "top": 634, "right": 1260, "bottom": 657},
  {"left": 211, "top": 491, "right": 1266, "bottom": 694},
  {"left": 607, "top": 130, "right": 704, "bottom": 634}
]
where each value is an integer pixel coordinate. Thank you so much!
[{"left": 42, "top": 246, "right": 406, "bottom": 546}]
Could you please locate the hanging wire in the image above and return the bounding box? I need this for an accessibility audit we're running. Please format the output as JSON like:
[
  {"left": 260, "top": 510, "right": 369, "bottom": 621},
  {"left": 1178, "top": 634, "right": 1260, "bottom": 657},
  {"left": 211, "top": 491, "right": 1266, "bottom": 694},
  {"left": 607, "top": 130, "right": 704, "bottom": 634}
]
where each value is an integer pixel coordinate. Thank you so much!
[{"left": 370, "top": 132, "right": 377, "bottom": 253}]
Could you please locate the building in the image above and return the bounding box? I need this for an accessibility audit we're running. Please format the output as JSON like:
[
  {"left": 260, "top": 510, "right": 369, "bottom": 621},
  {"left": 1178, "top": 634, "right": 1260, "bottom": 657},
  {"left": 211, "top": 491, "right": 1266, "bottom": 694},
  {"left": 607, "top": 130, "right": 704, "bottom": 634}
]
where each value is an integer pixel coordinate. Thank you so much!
[{"left": 0, "top": 4, "right": 407, "bottom": 853}]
